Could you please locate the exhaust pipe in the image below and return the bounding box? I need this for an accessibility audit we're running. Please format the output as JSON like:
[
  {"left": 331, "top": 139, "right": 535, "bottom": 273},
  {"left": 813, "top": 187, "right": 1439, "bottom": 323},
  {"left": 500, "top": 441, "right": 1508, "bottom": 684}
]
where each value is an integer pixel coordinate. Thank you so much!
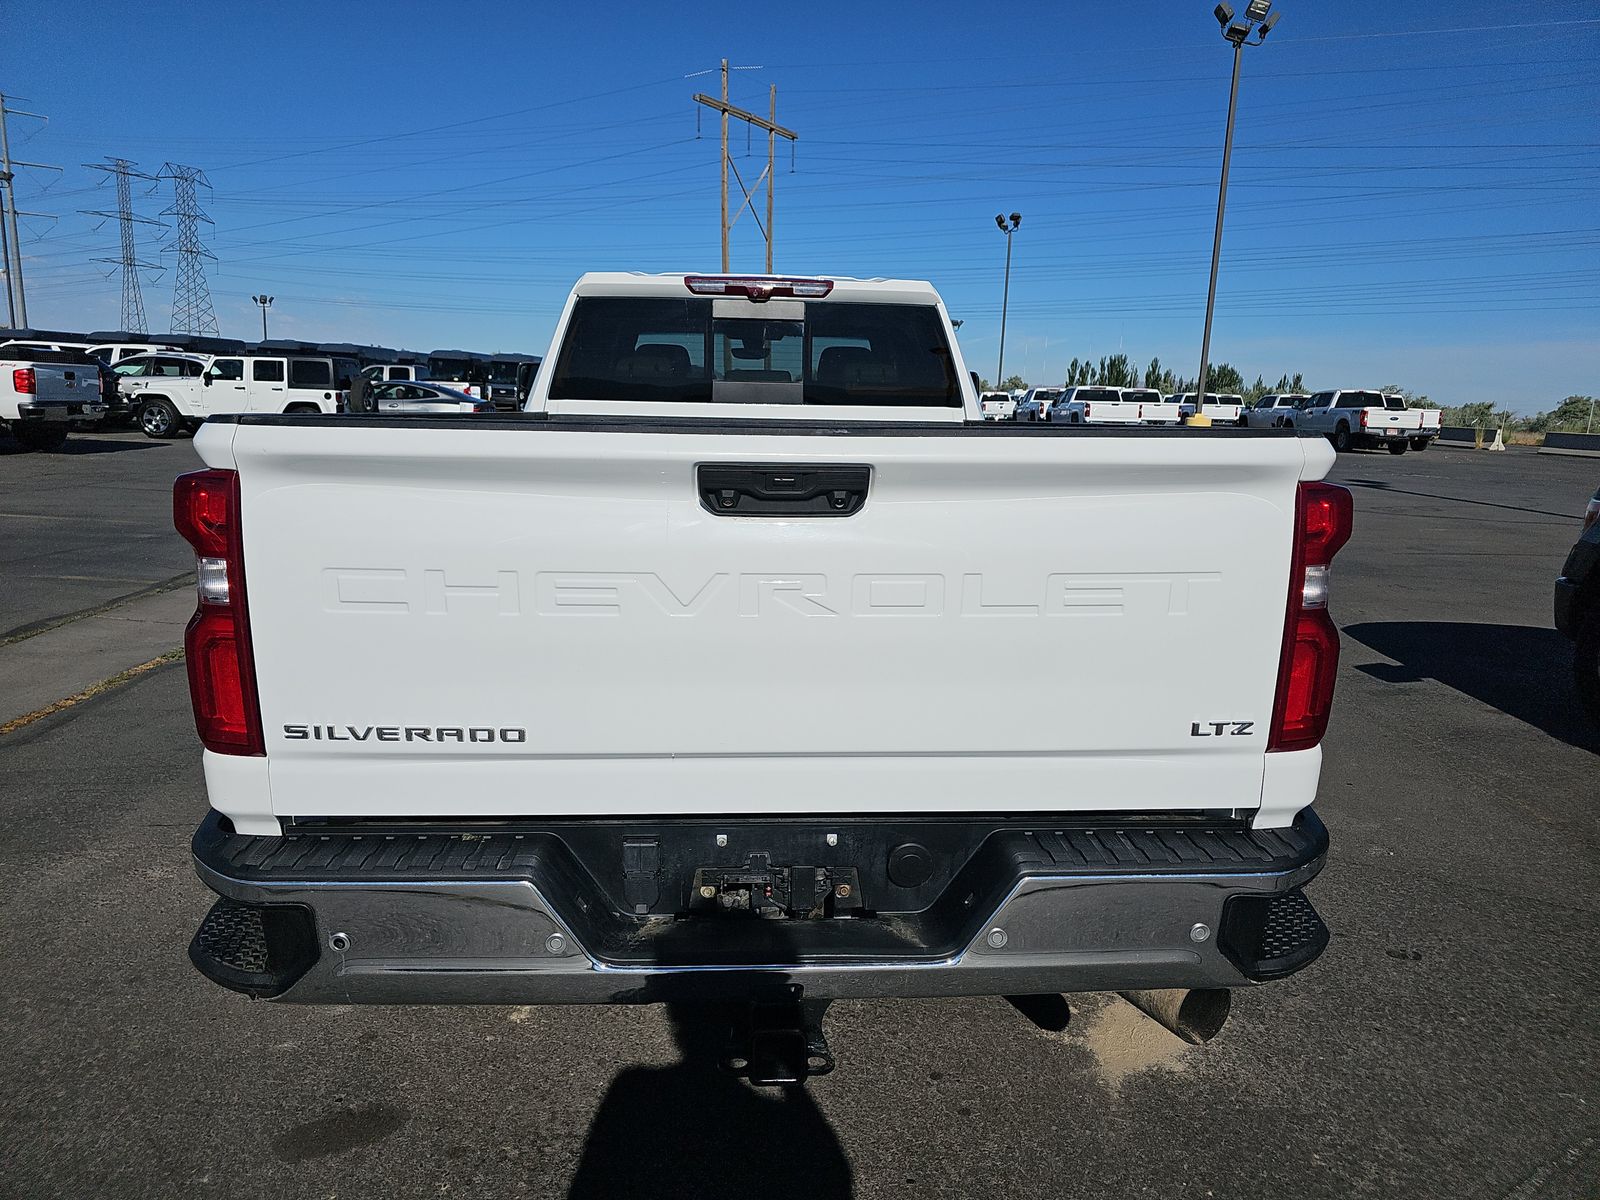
[{"left": 1117, "top": 988, "right": 1231, "bottom": 1045}]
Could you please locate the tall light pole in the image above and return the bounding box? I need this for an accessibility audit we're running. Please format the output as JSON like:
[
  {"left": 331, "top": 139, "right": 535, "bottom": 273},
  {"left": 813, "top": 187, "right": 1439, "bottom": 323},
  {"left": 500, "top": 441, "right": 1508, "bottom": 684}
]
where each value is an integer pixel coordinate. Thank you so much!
[
  {"left": 994, "top": 212, "right": 1021, "bottom": 387},
  {"left": 1191, "top": 1, "right": 1280, "bottom": 426},
  {"left": 252, "top": 293, "right": 273, "bottom": 340}
]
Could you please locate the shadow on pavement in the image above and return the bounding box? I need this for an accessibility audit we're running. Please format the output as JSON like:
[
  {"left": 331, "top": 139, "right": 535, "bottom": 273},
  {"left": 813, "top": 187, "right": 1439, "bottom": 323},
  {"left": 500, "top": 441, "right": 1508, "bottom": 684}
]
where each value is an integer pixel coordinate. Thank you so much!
[
  {"left": 0, "top": 436, "right": 168, "bottom": 456},
  {"left": 566, "top": 1001, "right": 853, "bottom": 1200},
  {"left": 1342, "top": 478, "right": 1578, "bottom": 521},
  {"left": 1345, "top": 621, "right": 1598, "bottom": 752}
]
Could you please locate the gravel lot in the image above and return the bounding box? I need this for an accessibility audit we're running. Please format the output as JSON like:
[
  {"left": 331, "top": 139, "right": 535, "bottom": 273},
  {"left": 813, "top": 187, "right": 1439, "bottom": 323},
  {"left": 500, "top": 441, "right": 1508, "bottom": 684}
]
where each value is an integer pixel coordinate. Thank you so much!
[{"left": 2, "top": 430, "right": 1596, "bottom": 1199}]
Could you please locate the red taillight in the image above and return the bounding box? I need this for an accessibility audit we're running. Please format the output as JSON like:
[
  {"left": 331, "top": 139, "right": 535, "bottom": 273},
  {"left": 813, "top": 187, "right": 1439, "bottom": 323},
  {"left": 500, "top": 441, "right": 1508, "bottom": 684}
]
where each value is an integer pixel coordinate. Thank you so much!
[
  {"left": 12, "top": 367, "right": 34, "bottom": 394},
  {"left": 684, "top": 275, "right": 834, "bottom": 299},
  {"left": 173, "top": 469, "right": 263, "bottom": 756},
  {"left": 1268, "top": 482, "right": 1353, "bottom": 753},
  {"left": 1358, "top": 408, "right": 1368, "bottom": 429}
]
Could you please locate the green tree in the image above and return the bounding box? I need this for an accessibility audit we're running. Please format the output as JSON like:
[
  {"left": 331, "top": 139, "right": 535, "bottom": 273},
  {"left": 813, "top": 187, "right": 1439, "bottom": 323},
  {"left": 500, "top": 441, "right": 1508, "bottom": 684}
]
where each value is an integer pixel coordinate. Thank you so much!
[
  {"left": 1446, "top": 401, "right": 1495, "bottom": 428},
  {"left": 1206, "top": 363, "right": 1245, "bottom": 394},
  {"left": 1144, "top": 357, "right": 1162, "bottom": 389},
  {"left": 1099, "top": 353, "right": 1137, "bottom": 388},
  {"left": 999, "top": 374, "right": 1027, "bottom": 392},
  {"left": 1544, "top": 395, "right": 1598, "bottom": 432},
  {"left": 1244, "top": 374, "right": 1269, "bottom": 404}
]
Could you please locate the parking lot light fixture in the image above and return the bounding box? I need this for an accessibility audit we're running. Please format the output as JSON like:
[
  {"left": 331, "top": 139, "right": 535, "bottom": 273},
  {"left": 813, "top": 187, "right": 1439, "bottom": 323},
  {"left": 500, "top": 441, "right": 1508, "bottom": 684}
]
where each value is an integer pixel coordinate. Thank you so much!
[
  {"left": 251, "top": 293, "right": 273, "bottom": 340},
  {"left": 1192, "top": 1, "right": 1279, "bottom": 427},
  {"left": 994, "top": 212, "right": 1021, "bottom": 387}
]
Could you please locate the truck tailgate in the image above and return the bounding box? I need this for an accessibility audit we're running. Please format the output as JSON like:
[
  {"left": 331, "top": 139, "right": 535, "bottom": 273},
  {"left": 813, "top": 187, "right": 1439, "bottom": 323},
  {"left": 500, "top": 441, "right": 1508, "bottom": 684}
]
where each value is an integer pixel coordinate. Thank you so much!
[{"left": 209, "top": 420, "right": 1330, "bottom": 821}]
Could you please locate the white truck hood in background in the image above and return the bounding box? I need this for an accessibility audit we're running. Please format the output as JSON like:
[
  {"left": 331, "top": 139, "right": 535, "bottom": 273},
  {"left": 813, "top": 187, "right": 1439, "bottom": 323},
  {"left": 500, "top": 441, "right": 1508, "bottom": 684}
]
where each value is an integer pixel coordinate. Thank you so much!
[{"left": 202, "top": 421, "right": 1332, "bottom": 823}]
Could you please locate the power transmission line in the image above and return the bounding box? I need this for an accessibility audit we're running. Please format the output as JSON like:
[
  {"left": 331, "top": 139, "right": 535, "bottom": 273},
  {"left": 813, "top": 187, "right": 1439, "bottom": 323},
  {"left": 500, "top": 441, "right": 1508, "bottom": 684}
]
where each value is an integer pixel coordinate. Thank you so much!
[
  {"left": 693, "top": 60, "right": 797, "bottom": 272},
  {"left": 83, "top": 158, "right": 162, "bottom": 334},
  {"left": 160, "top": 163, "right": 218, "bottom": 336}
]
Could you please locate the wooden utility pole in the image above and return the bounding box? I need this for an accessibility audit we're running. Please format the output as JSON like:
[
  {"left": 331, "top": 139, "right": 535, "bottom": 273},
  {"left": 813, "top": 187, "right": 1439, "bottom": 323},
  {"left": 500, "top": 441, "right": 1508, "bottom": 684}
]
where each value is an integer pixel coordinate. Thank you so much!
[{"left": 694, "top": 61, "right": 796, "bottom": 273}]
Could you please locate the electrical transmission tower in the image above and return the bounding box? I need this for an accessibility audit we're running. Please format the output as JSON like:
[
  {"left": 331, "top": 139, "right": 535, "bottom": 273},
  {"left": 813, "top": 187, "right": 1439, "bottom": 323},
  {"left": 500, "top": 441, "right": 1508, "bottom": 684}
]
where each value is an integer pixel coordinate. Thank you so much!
[
  {"left": 83, "top": 159, "right": 161, "bottom": 335},
  {"left": 160, "top": 163, "right": 218, "bottom": 336},
  {"left": 0, "top": 93, "right": 59, "bottom": 329},
  {"left": 693, "top": 61, "right": 796, "bottom": 273}
]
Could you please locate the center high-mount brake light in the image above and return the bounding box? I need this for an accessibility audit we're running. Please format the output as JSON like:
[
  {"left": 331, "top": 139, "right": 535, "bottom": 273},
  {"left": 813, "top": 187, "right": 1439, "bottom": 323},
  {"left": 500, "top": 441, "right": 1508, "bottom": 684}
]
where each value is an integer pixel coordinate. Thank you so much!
[
  {"left": 173, "top": 469, "right": 263, "bottom": 756},
  {"left": 1268, "top": 481, "right": 1354, "bottom": 752},
  {"left": 684, "top": 276, "right": 834, "bottom": 301},
  {"left": 12, "top": 367, "right": 34, "bottom": 394}
]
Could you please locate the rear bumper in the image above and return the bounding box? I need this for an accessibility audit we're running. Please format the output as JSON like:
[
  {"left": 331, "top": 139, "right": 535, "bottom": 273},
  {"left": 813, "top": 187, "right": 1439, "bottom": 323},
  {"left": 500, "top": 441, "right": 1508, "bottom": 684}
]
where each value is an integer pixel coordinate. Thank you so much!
[
  {"left": 1354, "top": 429, "right": 1418, "bottom": 446},
  {"left": 189, "top": 808, "right": 1331, "bottom": 1005},
  {"left": 16, "top": 401, "right": 106, "bottom": 425}
]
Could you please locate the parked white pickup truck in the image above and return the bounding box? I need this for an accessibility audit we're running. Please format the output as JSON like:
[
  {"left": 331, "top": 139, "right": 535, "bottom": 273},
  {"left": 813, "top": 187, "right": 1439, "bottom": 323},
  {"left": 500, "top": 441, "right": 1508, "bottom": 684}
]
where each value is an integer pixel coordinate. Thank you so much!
[
  {"left": 1298, "top": 389, "right": 1422, "bottom": 454},
  {"left": 1119, "top": 387, "right": 1182, "bottom": 425},
  {"left": 1243, "top": 393, "right": 1309, "bottom": 430},
  {"left": 1383, "top": 393, "right": 1441, "bottom": 451},
  {"left": 0, "top": 350, "right": 106, "bottom": 450},
  {"left": 1171, "top": 393, "right": 1245, "bottom": 425},
  {"left": 979, "top": 390, "right": 1016, "bottom": 421},
  {"left": 177, "top": 272, "right": 1350, "bottom": 1079},
  {"left": 1049, "top": 386, "right": 1141, "bottom": 425}
]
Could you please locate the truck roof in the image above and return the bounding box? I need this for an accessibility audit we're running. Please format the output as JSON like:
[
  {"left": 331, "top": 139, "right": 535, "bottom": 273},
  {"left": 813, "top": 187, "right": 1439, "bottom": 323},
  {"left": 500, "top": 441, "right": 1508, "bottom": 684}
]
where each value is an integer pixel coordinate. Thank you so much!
[{"left": 569, "top": 272, "right": 944, "bottom": 307}]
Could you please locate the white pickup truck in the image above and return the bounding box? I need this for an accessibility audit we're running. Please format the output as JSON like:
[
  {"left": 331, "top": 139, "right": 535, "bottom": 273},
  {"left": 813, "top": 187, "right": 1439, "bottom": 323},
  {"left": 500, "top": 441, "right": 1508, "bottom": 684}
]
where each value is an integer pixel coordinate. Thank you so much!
[
  {"left": 1383, "top": 393, "right": 1441, "bottom": 451},
  {"left": 177, "top": 272, "right": 1350, "bottom": 1079},
  {"left": 1298, "top": 389, "right": 1422, "bottom": 454},
  {"left": 1171, "top": 392, "right": 1245, "bottom": 425},
  {"left": 0, "top": 350, "right": 106, "bottom": 450},
  {"left": 1049, "top": 386, "right": 1139, "bottom": 425},
  {"left": 979, "top": 390, "right": 1016, "bottom": 421}
]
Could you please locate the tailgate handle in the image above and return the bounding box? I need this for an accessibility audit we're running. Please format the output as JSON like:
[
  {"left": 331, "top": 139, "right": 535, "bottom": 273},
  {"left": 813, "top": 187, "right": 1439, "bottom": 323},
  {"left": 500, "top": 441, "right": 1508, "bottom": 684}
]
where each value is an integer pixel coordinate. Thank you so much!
[{"left": 697, "top": 463, "right": 870, "bottom": 517}]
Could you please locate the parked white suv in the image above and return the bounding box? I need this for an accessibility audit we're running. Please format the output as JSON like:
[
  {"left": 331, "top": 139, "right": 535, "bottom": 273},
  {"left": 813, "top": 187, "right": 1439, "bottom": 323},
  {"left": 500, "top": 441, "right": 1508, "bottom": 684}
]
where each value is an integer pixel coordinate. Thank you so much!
[{"left": 124, "top": 352, "right": 344, "bottom": 438}]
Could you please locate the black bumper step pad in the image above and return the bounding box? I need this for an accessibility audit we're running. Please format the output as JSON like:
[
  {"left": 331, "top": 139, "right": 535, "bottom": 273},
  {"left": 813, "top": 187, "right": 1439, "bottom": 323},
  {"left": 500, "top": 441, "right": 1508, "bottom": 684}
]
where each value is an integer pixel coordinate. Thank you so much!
[
  {"left": 188, "top": 897, "right": 319, "bottom": 999},
  {"left": 1219, "top": 888, "right": 1330, "bottom": 981}
]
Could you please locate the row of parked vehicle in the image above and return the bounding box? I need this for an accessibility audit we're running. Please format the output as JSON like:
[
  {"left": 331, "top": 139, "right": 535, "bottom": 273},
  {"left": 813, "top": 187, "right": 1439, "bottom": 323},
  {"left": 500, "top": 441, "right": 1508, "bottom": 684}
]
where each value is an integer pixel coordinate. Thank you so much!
[
  {"left": 0, "top": 328, "right": 542, "bottom": 449},
  {"left": 978, "top": 386, "right": 1442, "bottom": 453}
]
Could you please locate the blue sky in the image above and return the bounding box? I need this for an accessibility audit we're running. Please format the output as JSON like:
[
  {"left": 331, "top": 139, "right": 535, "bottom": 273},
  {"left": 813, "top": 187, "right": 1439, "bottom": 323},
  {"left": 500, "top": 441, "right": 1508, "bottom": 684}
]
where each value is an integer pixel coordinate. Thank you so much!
[{"left": 11, "top": 0, "right": 1599, "bottom": 410}]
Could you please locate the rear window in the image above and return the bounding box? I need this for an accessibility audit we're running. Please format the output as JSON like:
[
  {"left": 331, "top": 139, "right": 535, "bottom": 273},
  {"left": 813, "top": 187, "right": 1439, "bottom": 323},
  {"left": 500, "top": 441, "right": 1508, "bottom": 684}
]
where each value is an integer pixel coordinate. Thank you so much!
[
  {"left": 288, "top": 359, "right": 333, "bottom": 389},
  {"left": 1079, "top": 388, "right": 1121, "bottom": 403},
  {"left": 1384, "top": 395, "right": 1405, "bottom": 410},
  {"left": 548, "top": 297, "right": 959, "bottom": 407},
  {"left": 1122, "top": 390, "right": 1159, "bottom": 402}
]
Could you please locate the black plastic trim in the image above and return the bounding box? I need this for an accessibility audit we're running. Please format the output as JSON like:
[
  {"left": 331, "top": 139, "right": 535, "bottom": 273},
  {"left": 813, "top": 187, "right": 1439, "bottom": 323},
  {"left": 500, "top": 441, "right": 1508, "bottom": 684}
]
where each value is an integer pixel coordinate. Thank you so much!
[
  {"left": 194, "top": 810, "right": 1327, "bottom": 969},
  {"left": 209, "top": 411, "right": 1302, "bottom": 438},
  {"left": 188, "top": 896, "right": 319, "bottom": 998}
]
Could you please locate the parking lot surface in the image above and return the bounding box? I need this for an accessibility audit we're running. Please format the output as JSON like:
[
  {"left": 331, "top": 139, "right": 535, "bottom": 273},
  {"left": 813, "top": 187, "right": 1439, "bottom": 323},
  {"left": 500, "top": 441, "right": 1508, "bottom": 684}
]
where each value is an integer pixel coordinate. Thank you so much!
[
  {"left": 2, "top": 434, "right": 1597, "bottom": 1199},
  {"left": 0, "top": 432, "right": 199, "bottom": 638}
]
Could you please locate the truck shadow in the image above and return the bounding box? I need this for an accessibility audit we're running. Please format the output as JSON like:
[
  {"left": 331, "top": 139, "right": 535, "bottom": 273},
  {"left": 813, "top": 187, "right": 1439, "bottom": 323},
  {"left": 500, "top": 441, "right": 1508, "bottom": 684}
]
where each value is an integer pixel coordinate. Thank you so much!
[
  {"left": 1343, "top": 621, "right": 1598, "bottom": 752},
  {"left": 0, "top": 436, "right": 166, "bottom": 456},
  {"left": 1341, "top": 478, "right": 1578, "bottom": 522},
  {"left": 567, "top": 920, "right": 853, "bottom": 1199}
]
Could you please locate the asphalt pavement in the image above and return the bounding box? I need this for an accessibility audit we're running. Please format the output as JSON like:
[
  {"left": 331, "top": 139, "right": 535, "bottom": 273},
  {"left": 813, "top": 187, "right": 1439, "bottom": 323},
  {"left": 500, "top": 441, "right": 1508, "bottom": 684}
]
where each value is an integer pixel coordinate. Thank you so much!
[{"left": 1, "top": 432, "right": 1597, "bottom": 1199}]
